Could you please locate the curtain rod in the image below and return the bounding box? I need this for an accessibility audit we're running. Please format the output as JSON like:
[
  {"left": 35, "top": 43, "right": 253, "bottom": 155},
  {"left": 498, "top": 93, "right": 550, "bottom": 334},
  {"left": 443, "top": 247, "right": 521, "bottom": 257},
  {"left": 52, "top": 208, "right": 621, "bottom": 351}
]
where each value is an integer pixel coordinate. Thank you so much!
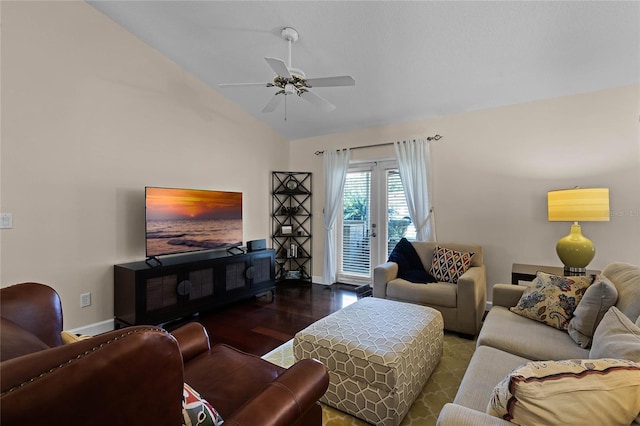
[{"left": 314, "top": 134, "right": 443, "bottom": 155}]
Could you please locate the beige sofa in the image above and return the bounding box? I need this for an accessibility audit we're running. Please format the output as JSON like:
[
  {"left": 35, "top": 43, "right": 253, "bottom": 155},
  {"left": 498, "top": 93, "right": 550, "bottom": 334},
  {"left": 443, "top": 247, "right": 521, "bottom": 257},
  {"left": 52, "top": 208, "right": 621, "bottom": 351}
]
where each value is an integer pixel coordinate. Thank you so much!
[
  {"left": 437, "top": 262, "right": 640, "bottom": 425},
  {"left": 373, "top": 242, "right": 486, "bottom": 336}
]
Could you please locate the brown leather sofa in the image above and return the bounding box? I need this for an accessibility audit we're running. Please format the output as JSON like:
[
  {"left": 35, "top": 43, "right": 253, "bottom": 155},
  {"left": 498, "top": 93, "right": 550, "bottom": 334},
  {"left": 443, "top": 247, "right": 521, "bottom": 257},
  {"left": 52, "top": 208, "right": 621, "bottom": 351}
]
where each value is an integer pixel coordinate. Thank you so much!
[{"left": 0, "top": 282, "right": 329, "bottom": 426}]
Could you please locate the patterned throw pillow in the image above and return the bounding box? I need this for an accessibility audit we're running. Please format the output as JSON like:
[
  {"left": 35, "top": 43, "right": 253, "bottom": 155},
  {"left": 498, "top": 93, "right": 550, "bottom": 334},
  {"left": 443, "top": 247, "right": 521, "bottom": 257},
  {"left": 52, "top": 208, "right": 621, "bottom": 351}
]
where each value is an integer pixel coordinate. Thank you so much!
[
  {"left": 61, "top": 331, "right": 93, "bottom": 344},
  {"left": 428, "top": 246, "right": 474, "bottom": 284},
  {"left": 182, "top": 383, "right": 223, "bottom": 426},
  {"left": 510, "top": 272, "right": 592, "bottom": 330},
  {"left": 487, "top": 358, "right": 640, "bottom": 425}
]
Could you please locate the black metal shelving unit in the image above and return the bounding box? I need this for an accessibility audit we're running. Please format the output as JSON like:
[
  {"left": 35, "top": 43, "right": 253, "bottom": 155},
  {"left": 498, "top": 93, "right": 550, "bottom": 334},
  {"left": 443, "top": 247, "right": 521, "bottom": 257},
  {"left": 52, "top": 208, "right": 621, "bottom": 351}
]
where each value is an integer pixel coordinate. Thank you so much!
[{"left": 271, "top": 171, "right": 312, "bottom": 283}]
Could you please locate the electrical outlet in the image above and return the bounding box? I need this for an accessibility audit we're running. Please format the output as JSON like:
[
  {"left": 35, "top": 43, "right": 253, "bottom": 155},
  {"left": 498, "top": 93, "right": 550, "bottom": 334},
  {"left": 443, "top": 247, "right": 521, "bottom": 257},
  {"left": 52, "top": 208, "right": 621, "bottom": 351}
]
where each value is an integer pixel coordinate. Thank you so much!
[
  {"left": 80, "top": 292, "right": 91, "bottom": 308},
  {"left": 0, "top": 213, "right": 12, "bottom": 229}
]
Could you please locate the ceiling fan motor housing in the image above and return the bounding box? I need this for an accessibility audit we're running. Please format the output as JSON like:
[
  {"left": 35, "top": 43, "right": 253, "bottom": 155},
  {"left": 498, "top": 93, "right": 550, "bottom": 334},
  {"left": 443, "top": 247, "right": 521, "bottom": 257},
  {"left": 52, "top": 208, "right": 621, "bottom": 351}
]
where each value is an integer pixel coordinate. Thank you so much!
[{"left": 281, "top": 27, "right": 299, "bottom": 43}]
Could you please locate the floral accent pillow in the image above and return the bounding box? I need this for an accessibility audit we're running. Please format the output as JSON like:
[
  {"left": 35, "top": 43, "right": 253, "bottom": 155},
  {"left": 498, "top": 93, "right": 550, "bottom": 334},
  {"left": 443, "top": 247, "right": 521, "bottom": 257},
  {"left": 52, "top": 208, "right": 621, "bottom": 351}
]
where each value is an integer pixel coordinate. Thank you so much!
[
  {"left": 487, "top": 358, "right": 640, "bottom": 425},
  {"left": 428, "top": 246, "right": 474, "bottom": 284},
  {"left": 182, "top": 383, "right": 223, "bottom": 426},
  {"left": 510, "top": 272, "right": 592, "bottom": 330}
]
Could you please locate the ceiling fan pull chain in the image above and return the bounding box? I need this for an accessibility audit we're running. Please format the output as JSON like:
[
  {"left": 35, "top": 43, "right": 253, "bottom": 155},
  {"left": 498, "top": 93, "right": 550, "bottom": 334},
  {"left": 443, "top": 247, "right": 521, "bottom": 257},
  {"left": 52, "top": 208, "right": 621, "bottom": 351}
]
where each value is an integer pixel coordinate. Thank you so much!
[{"left": 284, "top": 94, "right": 287, "bottom": 121}]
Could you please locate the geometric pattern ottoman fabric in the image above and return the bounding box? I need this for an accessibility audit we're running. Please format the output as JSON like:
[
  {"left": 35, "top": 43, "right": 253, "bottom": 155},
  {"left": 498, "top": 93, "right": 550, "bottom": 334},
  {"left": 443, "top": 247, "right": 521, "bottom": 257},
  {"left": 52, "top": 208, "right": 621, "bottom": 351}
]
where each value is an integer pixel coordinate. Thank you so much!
[{"left": 294, "top": 297, "right": 444, "bottom": 426}]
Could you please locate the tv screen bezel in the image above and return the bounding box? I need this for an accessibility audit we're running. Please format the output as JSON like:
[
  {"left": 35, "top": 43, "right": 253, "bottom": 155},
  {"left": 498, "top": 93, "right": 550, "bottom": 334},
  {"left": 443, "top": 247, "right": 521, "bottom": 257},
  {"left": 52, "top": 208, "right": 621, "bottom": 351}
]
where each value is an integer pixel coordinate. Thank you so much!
[{"left": 144, "top": 186, "right": 243, "bottom": 258}]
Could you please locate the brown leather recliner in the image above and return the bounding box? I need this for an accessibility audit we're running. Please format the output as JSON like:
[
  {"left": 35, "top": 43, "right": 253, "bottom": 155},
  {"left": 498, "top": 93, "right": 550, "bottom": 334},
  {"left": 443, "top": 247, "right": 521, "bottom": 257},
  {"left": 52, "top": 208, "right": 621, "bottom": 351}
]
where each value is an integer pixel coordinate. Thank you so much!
[{"left": 0, "top": 282, "right": 329, "bottom": 426}]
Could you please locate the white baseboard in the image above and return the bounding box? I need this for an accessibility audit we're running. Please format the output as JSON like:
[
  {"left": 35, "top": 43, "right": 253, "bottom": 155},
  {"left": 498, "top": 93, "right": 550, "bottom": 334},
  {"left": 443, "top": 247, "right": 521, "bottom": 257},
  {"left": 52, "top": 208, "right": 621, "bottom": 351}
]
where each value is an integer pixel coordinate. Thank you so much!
[
  {"left": 312, "top": 275, "right": 331, "bottom": 285},
  {"left": 68, "top": 319, "right": 115, "bottom": 336},
  {"left": 486, "top": 301, "right": 493, "bottom": 312}
]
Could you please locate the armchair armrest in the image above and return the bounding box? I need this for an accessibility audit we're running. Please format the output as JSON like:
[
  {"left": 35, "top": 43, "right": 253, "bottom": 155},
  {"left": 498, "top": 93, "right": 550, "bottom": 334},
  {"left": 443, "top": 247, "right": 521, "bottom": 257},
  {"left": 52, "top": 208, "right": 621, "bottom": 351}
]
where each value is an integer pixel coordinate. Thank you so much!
[
  {"left": 1, "top": 326, "right": 184, "bottom": 426},
  {"left": 492, "top": 284, "right": 526, "bottom": 308},
  {"left": 171, "top": 321, "right": 211, "bottom": 362},
  {"left": 373, "top": 261, "right": 399, "bottom": 298},
  {"left": 436, "top": 403, "right": 512, "bottom": 426},
  {"left": 1, "top": 282, "right": 63, "bottom": 347},
  {"left": 224, "top": 358, "right": 329, "bottom": 426},
  {"left": 456, "top": 265, "right": 487, "bottom": 335}
]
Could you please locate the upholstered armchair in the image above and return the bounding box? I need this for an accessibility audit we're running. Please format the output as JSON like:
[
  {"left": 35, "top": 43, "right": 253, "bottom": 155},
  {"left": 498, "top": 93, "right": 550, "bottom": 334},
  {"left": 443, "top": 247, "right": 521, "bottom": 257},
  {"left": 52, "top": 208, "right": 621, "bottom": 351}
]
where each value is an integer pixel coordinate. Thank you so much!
[
  {"left": 373, "top": 241, "right": 486, "bottom": 336},
  {"left": 1, "top": 282, "right": 329, "bottom": 426}
]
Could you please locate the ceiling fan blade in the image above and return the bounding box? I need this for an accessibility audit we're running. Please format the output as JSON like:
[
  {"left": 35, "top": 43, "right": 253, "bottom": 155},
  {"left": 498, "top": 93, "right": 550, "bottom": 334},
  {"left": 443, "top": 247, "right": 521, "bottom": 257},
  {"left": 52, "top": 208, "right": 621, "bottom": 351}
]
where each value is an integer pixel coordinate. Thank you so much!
[
  {"left": 305, "top": 76, "right": 355, "bottom": 88},
  {"left": 261, "top": 94, "right": 283, "bottom": 113},
  {"left": 299, "top": 90, "right": 336, "bottom": 112},
  {"left": 265, "top": 57, "right": 291, "bottom": 78},
  {"left": 218, "top": 82, "right": 273, "bottom": 88}
]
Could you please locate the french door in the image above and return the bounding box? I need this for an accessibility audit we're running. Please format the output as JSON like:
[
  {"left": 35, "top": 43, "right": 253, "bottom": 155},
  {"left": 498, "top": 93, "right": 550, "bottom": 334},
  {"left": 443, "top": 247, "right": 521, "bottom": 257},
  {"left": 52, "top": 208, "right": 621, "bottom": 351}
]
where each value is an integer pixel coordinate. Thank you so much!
[{"left": 336, "top": 160, "right": 416, "bottom": 285}]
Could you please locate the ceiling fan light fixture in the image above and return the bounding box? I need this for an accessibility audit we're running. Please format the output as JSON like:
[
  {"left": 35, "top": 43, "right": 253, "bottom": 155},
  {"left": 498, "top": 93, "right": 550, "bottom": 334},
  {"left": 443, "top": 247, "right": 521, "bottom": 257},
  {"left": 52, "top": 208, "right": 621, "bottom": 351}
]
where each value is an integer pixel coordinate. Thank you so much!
[{"left": 284, "top": 83, "right": 296, "bottom": 95}]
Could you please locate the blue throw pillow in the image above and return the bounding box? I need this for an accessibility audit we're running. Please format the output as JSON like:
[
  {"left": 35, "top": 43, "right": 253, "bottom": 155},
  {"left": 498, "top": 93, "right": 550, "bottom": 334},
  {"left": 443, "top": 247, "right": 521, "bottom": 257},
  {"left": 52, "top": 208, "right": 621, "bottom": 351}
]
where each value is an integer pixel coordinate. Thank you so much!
[{"left": 388, "top": 238, "right": 437, "bottom": 283}]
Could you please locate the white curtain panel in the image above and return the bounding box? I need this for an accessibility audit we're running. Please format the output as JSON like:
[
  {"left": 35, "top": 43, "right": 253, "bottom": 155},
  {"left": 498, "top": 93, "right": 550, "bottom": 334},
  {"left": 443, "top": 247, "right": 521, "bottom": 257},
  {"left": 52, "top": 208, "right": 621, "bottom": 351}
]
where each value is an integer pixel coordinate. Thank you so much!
[
  {"left": 322, "top": 148, "right": 351, "bottom": 285},
  {"left": 394, "top": 139, "right": 436, "bottom": 242}
]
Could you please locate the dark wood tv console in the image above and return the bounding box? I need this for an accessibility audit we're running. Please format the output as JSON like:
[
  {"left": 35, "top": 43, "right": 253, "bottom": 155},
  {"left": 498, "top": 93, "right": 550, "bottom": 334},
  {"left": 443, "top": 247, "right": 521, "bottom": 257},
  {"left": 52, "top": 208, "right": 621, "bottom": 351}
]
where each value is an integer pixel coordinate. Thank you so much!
[{"left": 114, "top": 249, "right": 276, "bottom": 328}]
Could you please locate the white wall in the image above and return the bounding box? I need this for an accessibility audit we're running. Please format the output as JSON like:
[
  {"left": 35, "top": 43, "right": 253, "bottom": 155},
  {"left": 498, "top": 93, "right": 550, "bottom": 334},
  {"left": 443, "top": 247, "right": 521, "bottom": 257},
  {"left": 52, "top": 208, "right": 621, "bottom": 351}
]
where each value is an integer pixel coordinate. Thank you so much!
[
  {"left": 0, "top": 1, "right": 289, "bottom": 329},
  {"left": 290, "top": 85, "right": 640, "bottom": 296}
]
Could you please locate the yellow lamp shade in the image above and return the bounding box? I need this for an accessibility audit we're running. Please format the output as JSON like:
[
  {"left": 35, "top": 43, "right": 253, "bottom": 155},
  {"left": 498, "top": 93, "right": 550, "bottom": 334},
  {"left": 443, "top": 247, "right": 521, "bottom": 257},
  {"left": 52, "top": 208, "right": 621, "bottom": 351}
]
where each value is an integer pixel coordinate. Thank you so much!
[{"left": 548, "top": 188, "right": 610, "bottom": 222}]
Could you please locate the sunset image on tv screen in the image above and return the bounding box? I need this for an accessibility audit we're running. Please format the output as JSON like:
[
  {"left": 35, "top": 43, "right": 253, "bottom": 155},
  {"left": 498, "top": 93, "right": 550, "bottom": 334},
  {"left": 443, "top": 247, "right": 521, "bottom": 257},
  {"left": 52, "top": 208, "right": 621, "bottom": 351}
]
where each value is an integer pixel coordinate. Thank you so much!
[{"left": 145, "top": 187, "right": 243, "bottom": 257}]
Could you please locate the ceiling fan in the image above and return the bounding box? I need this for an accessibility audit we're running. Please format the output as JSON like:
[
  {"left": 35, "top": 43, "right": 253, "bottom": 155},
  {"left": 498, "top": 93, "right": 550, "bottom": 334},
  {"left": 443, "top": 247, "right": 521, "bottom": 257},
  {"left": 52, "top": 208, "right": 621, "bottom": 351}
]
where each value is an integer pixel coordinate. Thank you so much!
[{"left": 219, "top": 27, "right": 355, "bottom": 115}]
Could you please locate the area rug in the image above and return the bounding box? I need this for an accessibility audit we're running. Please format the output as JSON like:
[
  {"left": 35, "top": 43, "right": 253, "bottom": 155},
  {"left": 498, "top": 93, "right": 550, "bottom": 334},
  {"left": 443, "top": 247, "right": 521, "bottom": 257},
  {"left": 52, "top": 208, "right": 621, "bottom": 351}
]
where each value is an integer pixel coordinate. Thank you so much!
[{"left": 262, "top": 332, "right": 476, "bottom": 426}]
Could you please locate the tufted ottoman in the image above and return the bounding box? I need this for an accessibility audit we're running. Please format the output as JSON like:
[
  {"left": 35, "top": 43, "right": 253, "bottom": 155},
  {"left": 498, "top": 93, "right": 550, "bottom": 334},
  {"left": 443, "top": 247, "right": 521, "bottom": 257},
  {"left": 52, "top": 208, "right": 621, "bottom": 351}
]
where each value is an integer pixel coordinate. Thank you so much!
[{"left": 294, "top": 297, "right": 444, "bottom": 426}]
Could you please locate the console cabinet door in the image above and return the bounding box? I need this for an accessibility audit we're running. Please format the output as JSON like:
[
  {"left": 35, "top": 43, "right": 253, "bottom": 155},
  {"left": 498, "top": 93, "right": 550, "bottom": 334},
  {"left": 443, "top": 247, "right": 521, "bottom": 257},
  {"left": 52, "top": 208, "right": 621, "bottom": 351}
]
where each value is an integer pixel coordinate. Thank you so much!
[
  {"left": 250, "top": 250, "right": 276, "bottom": 289},
  {"left": 221, "top": 256, "right": 250, "bottom": 292}
]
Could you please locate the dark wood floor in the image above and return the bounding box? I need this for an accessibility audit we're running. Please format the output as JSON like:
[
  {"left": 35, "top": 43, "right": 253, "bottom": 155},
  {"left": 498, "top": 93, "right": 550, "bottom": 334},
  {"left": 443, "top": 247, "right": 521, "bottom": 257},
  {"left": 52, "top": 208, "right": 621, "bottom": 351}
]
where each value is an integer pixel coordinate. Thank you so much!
[{"left": 194, "top": 282, "right": 359, "bottom": 356}]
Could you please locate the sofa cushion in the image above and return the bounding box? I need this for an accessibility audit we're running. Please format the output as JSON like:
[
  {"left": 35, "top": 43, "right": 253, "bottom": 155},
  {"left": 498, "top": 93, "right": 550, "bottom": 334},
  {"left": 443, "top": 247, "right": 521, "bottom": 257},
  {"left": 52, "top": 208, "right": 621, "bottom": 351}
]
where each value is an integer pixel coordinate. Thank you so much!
[
  {"left": 182, "top": 383, "right": 223, "bottom": 426},
  {"left": 477, "top": 306, "right": 589, "bottom": 361},
  {"left": 509, "top": 272, "right": 591, "bottom": 331},
  {"left": 487, "top": 358, "right": 640, "bottom": 425},
  {"left": 568, "top": 275, "right": 618, "bottom": 348},
  {"left": 454, "top": 345, "right": 530, "bottom": 412},
  {"left": 429, "top": 246, "right": 474, "bottom": 284},
  {"left": 386, "top": 279, "right": 457, "bottom": 308},
  {"left": 388, "top": 238, "right": 437, "bottom": 283},
  {"left": 183, "top": 344, "right": 286, "bottom": 418},
  {"left": 590, "top": 306, "right": 640, "bottom": 362},
  {"left": 601, "top": 262, "right": 640, "bottom": 323}
]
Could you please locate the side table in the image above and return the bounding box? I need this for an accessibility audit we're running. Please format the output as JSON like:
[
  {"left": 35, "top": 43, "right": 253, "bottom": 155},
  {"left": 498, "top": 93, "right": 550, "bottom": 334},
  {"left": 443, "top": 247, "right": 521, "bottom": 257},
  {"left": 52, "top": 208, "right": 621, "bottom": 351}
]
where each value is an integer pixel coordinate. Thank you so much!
[{"left": 511, "top": 263, "right": 600, "bottom": 285}]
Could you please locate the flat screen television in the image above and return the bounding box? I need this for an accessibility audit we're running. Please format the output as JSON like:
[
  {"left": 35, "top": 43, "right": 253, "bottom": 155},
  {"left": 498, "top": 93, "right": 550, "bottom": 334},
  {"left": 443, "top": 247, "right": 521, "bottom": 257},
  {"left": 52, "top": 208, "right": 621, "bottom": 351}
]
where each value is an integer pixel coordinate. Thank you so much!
[{"left": 145, "top": 187, "right": 243, "bottom": 257}]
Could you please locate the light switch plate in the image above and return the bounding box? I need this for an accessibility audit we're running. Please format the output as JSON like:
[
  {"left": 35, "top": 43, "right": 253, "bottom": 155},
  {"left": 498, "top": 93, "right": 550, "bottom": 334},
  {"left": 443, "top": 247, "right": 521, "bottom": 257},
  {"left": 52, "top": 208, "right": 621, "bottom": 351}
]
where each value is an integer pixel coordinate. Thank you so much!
[{"left": 0, "top": 213, "right": 12, "bottom": 229}]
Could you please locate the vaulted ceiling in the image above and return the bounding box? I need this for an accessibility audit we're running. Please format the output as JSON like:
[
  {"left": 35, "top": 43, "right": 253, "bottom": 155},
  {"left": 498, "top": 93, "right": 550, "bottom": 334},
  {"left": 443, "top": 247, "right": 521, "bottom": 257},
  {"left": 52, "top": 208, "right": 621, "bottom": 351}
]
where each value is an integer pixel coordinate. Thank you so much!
[{"left": 88, "top": 1, "right": 639, "bottom": 141}]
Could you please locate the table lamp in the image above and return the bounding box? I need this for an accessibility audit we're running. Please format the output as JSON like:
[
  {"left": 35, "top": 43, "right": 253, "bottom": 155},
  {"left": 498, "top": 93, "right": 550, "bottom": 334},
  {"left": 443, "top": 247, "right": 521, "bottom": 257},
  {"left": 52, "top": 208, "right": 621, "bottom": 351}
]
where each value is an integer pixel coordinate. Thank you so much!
[{"left": 547, "top": 187, "right": 610, "bottom": 274}]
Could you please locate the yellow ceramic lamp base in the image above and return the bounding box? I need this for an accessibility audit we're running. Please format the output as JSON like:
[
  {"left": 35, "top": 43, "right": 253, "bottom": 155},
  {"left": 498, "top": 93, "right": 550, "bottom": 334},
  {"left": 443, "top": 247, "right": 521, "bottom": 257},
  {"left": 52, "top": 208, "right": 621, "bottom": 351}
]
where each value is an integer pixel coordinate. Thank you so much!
[{"left": 555, "top": 222, "right": 595, "bottom": 273}]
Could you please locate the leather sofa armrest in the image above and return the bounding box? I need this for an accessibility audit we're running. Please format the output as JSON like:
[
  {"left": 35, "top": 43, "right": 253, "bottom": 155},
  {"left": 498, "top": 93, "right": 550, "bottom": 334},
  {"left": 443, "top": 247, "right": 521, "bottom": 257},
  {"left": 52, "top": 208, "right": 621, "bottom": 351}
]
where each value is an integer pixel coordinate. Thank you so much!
[
  {"left": 492, "top": 284, "right": 525, "bottom": 308},
  {"left": 373, "top": 261, "right": 399, "bottom": 298},
  {"left": 436, "top": 403, "right": 512, "bottom": 426},
  {"left": 224, "top": 358, "right": 329, "bottom": 426},
  {"left": 171, "top": 321, "right": 211, "bottom": 362},
  {"left": 1, "top": 326, "right": 184, "bottom": 426}
]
